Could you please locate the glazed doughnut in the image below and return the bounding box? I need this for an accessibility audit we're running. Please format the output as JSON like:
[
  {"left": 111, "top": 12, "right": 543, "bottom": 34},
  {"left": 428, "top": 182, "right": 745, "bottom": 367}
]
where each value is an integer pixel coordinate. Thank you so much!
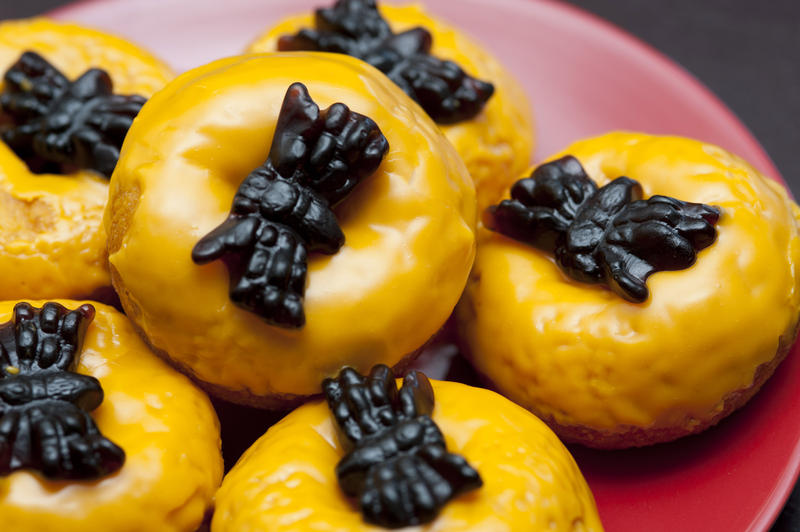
[
  {"left": 212, "top": 366, "right": 603, "bottom": 531},
  {"left": 457, "top": 132, "right": 800, "bottom": 448},
  {"left": 0, "top": 18, "right": 173, "bottom": 300},
  {"left": 248, "top": 0, "right": 533, "bottom": 212},
  {"left": 105, "top": 53, "right": 476, "bottom": 407},
  {"left": 0, "top": 300, "right": 222, "bottom": 532}
]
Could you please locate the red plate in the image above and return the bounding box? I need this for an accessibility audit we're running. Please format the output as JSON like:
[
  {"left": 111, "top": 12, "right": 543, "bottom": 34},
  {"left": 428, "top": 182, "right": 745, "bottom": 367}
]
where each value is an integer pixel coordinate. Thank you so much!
[{"left": 50, "top": 1, "right": 798, "bottom": 530}]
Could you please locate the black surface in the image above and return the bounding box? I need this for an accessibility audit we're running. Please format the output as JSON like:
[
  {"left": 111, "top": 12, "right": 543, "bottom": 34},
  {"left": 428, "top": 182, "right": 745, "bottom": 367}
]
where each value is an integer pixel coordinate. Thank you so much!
[{"left": 0, "top": 0, "right": 798, "bottom": 529}]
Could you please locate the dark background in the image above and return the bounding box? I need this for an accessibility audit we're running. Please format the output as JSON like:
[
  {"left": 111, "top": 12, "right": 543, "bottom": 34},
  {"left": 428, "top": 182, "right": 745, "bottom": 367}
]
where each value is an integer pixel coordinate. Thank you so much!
[{"left": 1, "top": 0, "right": 798, "bottom": 529}]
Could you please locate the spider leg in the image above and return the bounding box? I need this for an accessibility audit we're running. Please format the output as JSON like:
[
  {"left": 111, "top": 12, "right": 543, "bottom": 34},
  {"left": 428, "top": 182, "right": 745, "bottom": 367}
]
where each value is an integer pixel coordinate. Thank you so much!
[{"left": 229, "top": 222, "right": 308, "bottom": 328}]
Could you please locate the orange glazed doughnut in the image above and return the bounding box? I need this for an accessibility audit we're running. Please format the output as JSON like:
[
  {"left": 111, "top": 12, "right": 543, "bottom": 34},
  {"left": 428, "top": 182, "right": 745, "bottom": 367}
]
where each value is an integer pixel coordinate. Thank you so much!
[
  {"left": 0, "top": 18, "right": 173, "bottom": 300},
  {"left": 105, "top": 53, "right": 476, "bottom": 407},
  {"left": 0, "top": 300, "right": 222, "bottom": 532},
  {"left": 458, "top": 132, "right": 800, "bottom": 448},
  {"left": 213, "top": 370, "right": 603, "bottom": 531}
]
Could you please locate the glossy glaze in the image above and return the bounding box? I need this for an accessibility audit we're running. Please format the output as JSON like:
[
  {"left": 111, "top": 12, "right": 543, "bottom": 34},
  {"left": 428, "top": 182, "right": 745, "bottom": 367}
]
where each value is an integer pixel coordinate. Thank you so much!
[
  {"left": 458, "top": 132, "right": 800, "bottom": 443},
  {"left": 248, "top": 2, "right": 533, "bottom": 213},
  {"left": 213, "top": 379, "right": 603, "bottom": 531},
  {"left": 0, "top": 300, "right": 223, "bottom": 532},
  {"left": 0, "top": 18, "right": 173, "bottom": 300},
  {"left": 105, "top": 53, "right": 476, "bottom": 401}
]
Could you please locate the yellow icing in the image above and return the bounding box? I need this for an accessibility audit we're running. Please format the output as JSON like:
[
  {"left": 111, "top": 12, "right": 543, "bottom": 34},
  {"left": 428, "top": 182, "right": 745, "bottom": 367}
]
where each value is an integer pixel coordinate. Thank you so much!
[
  {"left": 458, "top": 132, "right": 800, "bottom": 434},
  {"left": 0, "top": 18, "right": 174, "bottom": 300},
  {"left": 248, "top": 2, "right": 534, "bottom": 213},
  {"left": 0, "top": 18, "right": 173, "bottom": 96},
  {"left": 0, "top": 300, "right": 223, "bottom": 532},
  {"left": 105, "top": 53, "right": 476, "bottom": 399},
  {"left": 212, "top": 379, "right": 603, "bottom": 532}
]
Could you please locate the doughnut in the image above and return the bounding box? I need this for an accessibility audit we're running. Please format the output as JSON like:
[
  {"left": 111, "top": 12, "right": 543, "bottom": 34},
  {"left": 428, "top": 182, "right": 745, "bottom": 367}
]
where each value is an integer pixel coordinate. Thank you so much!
[
  {"left": 0, "top": 300, "right": 222, "bottom": 531},
  {"left": 457, "top": 132, "right": 800, "bottom": 448},
  {"left": 0, "top": 18, "right": 173, "bottom": 300},
  {"left": 104, "top": 53, "right": 476, "bottom": 407},
  {"left": 213, "top": 365, "right": 602, "bottom": 531}
]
